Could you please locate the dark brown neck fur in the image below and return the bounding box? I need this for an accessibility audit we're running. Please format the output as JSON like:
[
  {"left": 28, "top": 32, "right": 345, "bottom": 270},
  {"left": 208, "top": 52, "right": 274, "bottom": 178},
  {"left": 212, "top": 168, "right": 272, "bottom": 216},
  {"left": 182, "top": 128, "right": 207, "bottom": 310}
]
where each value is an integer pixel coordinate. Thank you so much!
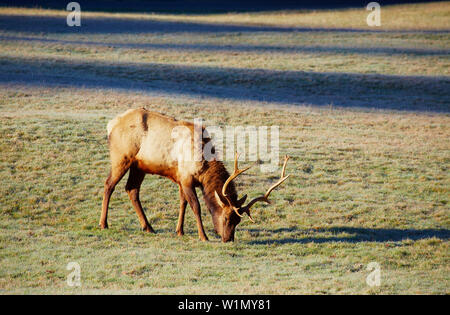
[
  {"left": 199, "top": 160, "right": 238, "bottom": 213},
  {"left": 197, "top": 160, "right": 239, "bottom": 237}
]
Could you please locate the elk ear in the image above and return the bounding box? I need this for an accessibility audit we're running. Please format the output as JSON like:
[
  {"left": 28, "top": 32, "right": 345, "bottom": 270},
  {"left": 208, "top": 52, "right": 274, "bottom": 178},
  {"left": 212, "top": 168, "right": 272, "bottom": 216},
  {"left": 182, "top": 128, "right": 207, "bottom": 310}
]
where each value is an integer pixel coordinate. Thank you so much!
[
  {"left": 214, "top": 191, "right": 226, "bottom": 208},
  {"left": 236, "top": 194, "right": 247, "bottom": 208}
]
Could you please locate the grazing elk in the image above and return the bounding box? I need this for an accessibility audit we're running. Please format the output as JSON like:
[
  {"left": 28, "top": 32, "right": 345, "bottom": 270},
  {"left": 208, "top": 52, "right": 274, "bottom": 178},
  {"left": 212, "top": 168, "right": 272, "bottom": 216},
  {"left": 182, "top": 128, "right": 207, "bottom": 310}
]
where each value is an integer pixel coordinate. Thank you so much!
[{"left": 100, "top": 108, "right": 290, "bottom": 242}]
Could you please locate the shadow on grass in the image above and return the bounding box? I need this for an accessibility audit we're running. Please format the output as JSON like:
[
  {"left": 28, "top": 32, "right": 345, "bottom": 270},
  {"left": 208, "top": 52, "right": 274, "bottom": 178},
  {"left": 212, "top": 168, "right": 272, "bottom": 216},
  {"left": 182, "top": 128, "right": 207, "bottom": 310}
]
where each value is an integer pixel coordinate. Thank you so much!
[
  {"left": 0, "top": 14, "right": 354, "bottom": 34},
  {"left": 1, "top": 0, "right": 432, "bottom": 14},
  {"left": 1, "top": 55, "right": 449, "bottom": 112},
  {"left": 0, "top": 14, "right": 448, "bottom": 35},
  {"left": 3, "top": 35, "right": 448, "bottom": 57},
  {"left": 245, "top": 226, "right": 450, "bottom": 245}
]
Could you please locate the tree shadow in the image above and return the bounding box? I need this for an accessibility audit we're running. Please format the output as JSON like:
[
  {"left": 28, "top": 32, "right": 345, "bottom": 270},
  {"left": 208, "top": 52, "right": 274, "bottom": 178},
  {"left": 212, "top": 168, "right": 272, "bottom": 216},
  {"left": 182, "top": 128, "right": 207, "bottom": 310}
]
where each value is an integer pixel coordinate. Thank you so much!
[
  {"left": 0, "top": 14, "right": 349, "bottom": 35},
  {"left": 1, "top": 13, "right": 448, "bottom": 35},
  {"left": 1, "top": 55, "right": 448, "bottom": 112},
  {"left": 0, "top": 0, "right": 436, "bottom": 14},
  {"left": 245, "top": 226, "right": 450, "bottom": 245},
  {"left": 3, "top": 35, "right": 447, "bottom": 57}
]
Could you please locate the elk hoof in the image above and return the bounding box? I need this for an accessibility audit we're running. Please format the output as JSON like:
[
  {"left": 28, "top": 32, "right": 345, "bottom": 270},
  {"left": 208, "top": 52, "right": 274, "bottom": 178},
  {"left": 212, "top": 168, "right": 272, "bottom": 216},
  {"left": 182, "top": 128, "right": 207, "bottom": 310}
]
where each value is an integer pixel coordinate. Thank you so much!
[
  {"left": 99, "top": 223, "right": 108, "bottom": 229},
  {"left": 143, "top": 226, "right": 156, "bottom": 233},
  {"left": 176, "top": 230, "right": 184, "bottom": 236}
]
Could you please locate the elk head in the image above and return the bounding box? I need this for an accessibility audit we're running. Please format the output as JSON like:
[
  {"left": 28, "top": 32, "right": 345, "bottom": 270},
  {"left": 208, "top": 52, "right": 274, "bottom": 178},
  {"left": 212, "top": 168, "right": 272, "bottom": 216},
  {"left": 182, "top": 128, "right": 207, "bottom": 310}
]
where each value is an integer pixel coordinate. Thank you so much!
[{"left": 214, "top": 153, "right": 290, "bottom": 242}]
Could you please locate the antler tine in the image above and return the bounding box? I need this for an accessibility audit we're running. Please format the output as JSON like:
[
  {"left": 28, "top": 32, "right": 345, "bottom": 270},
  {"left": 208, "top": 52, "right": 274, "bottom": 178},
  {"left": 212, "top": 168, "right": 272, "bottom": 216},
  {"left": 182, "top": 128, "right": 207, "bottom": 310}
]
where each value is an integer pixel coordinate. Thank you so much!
[
  {"left": 245, "top": 155, "right": 290, "bottom": 210},
  {"left": 222, "top": 152, "right": 251, "bottom": 197},
  {"left": 263, "top": 155, "right": 290, "bottom": 199}
]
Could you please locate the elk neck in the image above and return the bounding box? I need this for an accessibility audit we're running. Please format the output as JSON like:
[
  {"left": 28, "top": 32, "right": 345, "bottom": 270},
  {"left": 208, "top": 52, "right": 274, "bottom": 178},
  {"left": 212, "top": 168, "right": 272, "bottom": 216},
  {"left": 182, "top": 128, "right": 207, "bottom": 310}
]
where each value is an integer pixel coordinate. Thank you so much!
[{"left": 199, "top": 160, "right": 238, "bottom": 218}]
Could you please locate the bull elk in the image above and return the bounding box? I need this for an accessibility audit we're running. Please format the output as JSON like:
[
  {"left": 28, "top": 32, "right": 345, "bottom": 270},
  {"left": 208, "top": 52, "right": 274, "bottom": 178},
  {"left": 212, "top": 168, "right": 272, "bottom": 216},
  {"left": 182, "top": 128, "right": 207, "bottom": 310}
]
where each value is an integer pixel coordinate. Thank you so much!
[{"left": 100, "top": 108, "right": 290, "bottom": 242}]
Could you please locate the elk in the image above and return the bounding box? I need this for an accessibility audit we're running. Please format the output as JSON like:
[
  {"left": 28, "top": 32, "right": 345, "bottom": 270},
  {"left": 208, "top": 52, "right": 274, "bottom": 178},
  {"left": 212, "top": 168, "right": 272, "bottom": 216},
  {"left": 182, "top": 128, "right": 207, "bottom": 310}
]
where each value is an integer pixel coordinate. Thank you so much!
[{"left": 100, "top": 108, "right": 290, "bottom": 242}]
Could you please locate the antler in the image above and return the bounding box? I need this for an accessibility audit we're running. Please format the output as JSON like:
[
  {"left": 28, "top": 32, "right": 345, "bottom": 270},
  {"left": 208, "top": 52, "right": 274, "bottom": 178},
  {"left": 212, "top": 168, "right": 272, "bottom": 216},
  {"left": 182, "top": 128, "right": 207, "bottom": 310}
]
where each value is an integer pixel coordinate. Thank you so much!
[
  {"left": 219, "top": 152, "right": 251, "bottom": 217},
  {"left": 242, "top": 155, "right": 290, "bottom": 221},
  {"left": 222, "top": 152, "right": 251, "bottom": 198},
  {"left": 218, "top": 153, "right": 290, "bottom": 222}
]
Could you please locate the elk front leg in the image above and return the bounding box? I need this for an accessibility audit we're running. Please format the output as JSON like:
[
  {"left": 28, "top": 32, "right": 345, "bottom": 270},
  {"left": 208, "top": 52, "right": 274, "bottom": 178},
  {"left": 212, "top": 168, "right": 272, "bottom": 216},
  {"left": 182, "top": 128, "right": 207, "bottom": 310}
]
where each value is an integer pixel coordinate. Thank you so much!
[
  {"left": 100, "top": 163, "right": 129, "bottom": 229},
  {"left": 125, "top": 166, "right": 155, "bottom": 233},
  {"left": 176, "top": 185, "right": 187, "bottom": 236},
  {"left": 182, "top": 185, "right": 208, "bottom": 241}
]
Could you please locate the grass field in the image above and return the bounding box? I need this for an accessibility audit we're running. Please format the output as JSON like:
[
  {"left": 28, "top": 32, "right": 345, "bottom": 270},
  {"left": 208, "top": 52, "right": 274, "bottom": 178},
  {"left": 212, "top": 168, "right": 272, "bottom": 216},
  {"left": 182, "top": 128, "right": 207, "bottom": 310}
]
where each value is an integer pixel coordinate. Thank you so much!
[{"left": 0, "top": 3, "right": 449, "bottom": 294}]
